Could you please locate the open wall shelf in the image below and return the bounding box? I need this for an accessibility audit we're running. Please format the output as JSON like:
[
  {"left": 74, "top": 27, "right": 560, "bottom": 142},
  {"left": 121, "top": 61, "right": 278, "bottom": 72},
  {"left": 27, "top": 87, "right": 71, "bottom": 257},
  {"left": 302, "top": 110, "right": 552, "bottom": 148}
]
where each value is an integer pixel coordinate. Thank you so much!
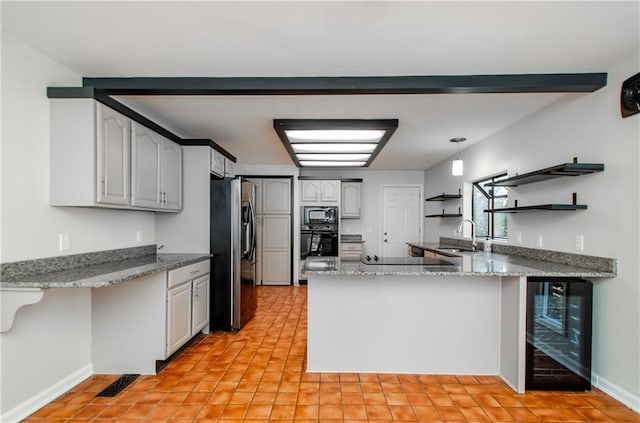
[
  {"left": 485, "top": 193, "right": 587, "bottom": 213},
  {"left": 426, "top": 189, "right": 462, "bottom": 201},
  {"left": 485, "top": 158, "right": 604, "bottom": 187},
  {"left": 426, "top": 207, "right": 462, "bottom": 218}
]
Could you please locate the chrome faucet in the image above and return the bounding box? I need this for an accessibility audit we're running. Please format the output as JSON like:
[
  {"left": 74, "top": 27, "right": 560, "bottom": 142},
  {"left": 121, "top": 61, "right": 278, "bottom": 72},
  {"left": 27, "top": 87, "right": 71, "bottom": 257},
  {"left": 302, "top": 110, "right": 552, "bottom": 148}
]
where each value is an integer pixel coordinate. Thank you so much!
[{"left": 457, "top": 219, "right": 477, "bottom": 251}]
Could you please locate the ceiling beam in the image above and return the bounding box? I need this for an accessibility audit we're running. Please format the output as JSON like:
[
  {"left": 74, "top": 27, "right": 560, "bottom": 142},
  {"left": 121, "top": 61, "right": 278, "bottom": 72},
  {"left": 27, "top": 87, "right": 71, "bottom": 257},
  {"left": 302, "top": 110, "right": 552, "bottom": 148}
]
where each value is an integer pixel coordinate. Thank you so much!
[{"left": 82, "top": 73, "right": 607, "bottom": 95}]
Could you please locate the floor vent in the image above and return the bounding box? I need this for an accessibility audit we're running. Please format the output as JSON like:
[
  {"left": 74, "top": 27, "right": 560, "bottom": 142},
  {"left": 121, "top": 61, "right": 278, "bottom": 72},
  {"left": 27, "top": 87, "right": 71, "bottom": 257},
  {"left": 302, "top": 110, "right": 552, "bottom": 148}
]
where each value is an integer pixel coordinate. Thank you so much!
[{"left": 96, "top": 374, "right": 139, "bottom": 397}]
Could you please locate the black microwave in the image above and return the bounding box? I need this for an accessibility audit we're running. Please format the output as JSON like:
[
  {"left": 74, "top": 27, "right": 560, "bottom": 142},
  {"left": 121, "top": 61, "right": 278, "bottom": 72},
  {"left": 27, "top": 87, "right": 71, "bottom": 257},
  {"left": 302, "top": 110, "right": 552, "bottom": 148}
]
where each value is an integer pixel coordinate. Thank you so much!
[{"left": 302, "top": 206, "right": 338, "bottom": 225}]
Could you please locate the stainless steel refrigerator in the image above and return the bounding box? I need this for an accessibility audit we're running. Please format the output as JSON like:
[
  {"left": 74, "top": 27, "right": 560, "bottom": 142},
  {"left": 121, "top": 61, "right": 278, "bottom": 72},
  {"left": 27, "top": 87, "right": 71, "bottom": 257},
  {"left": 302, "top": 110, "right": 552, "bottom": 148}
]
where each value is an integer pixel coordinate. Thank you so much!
[{"left": 210, "top": 177, "right": 257, "bottom": 331}]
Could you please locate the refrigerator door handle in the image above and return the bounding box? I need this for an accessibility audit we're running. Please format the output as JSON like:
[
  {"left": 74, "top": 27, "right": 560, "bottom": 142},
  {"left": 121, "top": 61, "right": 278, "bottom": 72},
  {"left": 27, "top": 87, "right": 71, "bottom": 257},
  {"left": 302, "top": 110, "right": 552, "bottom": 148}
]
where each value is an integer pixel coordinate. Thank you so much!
[{"left": 248, "top": 198, "right": 257, "bottom": 261}]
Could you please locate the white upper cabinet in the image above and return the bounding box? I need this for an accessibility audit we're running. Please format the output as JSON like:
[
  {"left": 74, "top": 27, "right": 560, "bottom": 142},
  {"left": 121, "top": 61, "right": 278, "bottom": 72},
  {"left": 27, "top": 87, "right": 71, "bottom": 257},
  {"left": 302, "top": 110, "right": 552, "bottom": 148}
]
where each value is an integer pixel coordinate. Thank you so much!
[
  {"left": 50, "top": 98, "right": 182, "bottom": 212},
  {"left": 210, "top": 148, "right": 225, "bottom": 177},
  {"left": 161, "top": 139, "right": 183, "bottom": 211},
  {"left": 224, "top": 158, "right": 236, "bottom": 178},
  {"left": 341, "top": 181, "right": 361, "bottom": 218},
  {"left": 262, "top": 179, "right": 291, "bottom": 214},
  {"left": 300, "top": 180, "right": 340, "bottom": 204},
  {"left": 131, "top": 123, "right": 162, "bottom": 208},
  {"left": 96, "top": 103, "right": 131, "bottom": 206},
  {"left": 131, "top": 122, "right": 182, "bottom": 211}
]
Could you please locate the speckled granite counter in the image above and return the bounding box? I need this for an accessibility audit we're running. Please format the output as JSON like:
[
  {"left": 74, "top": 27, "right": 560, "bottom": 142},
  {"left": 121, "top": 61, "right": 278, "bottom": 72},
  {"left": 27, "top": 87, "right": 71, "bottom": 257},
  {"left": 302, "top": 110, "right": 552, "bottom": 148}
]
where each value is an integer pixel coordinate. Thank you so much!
[
  {"left": 0, "top": 253, "right": 212, "bottom": 289},
  {"left": 304, "top": 243, "right": 616, "bottom": 278}
]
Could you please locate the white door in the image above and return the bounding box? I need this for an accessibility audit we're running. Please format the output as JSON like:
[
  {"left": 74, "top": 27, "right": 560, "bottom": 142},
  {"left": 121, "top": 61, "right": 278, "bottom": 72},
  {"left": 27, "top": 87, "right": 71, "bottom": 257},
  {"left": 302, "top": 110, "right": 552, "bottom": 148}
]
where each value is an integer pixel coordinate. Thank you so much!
[
  {"left": 131, "top": 123, "right": 161, "bottom": 208},
  {"left": 381, "top": 186, "right": 422, "bottom": 257},
  {"left": 262, "top": 215, "right": 291, "bottom": 285},
  {"left": 255, "top": 214, "right": 263, "bottom": 285},
  {"left": 161, "top": 139, "right": 183, "bottom": 210},
  {"left": 166, "top": 282, "right": 192, "bottom": 356},
  {"left": 191, "top": 275, "right": 210, "bottom": 335},
  {"left": 96, "top": 103, "right": 130, "bottom": 205},
  {"left": 263, "top": 179, "right": 291, "bottom": 213}
]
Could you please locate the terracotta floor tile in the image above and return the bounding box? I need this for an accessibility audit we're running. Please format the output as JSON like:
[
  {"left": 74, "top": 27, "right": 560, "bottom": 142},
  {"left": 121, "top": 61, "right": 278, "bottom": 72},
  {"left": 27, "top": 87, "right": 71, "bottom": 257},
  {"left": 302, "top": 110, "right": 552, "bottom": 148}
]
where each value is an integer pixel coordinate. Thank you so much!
[
  {"left": 22, "top": 287, "right": 640, "bottom": 423},
  {"left": 388, "top": 404, "right": 418, "bottom": 421},
  {"left": 343, "top": 404, "right": 368, "bottom": 419},
  {"left": 366, "top": 404, "right": 393, "bottom": 419}
]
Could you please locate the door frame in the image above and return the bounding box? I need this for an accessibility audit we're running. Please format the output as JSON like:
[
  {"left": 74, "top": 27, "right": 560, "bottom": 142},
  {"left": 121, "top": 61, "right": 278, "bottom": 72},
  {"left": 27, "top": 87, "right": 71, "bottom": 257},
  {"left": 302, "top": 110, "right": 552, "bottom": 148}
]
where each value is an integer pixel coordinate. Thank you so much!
[{"left": 380, "top": 184, "right": 424, "bottom": 257}]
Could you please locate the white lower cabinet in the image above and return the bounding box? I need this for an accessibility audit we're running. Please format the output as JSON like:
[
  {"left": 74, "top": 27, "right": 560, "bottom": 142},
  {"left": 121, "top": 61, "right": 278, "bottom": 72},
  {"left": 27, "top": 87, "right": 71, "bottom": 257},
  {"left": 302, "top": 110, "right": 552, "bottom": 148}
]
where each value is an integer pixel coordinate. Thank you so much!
[{"left": 91, "top": 259, "right": 210, "bottom": 374}]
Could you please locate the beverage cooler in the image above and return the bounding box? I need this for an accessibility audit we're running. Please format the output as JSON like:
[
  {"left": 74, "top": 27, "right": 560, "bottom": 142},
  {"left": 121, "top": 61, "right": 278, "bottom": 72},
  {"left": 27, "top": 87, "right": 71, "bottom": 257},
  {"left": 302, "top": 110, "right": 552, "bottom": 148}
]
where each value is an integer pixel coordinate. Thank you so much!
[{"left": 526, "top": 277, "right": 593, "bottom": 391}]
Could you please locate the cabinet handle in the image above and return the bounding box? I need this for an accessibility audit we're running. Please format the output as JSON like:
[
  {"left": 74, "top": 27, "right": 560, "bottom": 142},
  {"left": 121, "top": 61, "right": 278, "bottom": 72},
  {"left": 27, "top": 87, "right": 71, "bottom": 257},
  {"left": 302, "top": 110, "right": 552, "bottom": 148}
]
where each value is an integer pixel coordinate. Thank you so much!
[{"left": 189, "top": 270, "right": 200, "bottom": 275}]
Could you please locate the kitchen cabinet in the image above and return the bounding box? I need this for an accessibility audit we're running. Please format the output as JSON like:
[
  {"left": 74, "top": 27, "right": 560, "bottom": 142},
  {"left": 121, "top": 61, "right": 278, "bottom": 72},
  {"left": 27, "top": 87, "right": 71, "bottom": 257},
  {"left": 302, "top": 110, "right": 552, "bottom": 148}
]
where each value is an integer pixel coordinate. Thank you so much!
[
  {"left": 224, "top": 157, "right": 236, "bottom": 178},
  {"left": 262, "top": 215, "right": 291, "bottom": 285},
  {"left": 210, "top": 148, "right": 225, "bottom": 178},
  {"left": 340, "top": 242, "right": 363, "bottom": 261},
  {"left": 50, "top": 99, "right": 182, "bottom": 212},
  {"left": 341, "top": 181, "right": 361, "bottom": 218},
  {"left": 166, "top": 261, "right": 210, "bottom": 356},
  {"left": 300, "top": 180, "right": 340, "bottom": 203},
  {"left": 263, "top": 179, "right": 291, "bottom": 214},
  {"left": 131, "top": 122, "right": 183, "bottom": 211},
  {"left": 91, "top": 259, "right": 210, "bottom": 374}
]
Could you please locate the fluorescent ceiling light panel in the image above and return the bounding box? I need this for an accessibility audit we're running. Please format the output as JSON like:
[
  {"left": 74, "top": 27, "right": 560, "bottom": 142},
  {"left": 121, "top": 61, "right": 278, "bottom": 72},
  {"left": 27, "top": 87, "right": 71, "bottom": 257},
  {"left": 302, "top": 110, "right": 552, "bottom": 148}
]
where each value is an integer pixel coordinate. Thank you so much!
[
  {"left": 296, "top": 153, "right": 371, "bottom": 161},
  {"left": 285, "top": 129, "right": 385, "bottom": 142},
  {"left": 274, "top": 119, "right": 398, "bottom": 168},
  {"left": 300, "top": 161, "right": 367, "bottom": 167},
  {"left": 291, "top": 143, "right": 378, "bottom": 153}
]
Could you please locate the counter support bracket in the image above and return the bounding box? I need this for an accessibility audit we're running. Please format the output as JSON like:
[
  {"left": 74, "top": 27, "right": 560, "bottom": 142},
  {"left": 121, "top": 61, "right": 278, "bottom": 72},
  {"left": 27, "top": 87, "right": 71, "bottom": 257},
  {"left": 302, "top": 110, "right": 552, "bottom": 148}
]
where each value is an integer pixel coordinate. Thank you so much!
[{"left": 0, "top": 288, "right": 44, "bottom": 333}]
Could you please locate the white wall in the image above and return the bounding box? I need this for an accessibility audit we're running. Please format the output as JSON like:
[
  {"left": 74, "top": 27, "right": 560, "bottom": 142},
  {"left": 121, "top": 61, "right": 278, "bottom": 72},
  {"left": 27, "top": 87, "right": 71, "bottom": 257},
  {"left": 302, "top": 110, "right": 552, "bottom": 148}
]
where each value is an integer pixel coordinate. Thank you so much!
[
  {"left": 424, "top": 54, "right": 640, "bottom": 409},
  {"left": 0, "top": 31, "right": 156, "bottom": 419},
  {"left": 300, "top": 169, "right": 424, "bottom": 257},
  {"left": 1, "top": 31, "right": 156, "bottom": 263}
]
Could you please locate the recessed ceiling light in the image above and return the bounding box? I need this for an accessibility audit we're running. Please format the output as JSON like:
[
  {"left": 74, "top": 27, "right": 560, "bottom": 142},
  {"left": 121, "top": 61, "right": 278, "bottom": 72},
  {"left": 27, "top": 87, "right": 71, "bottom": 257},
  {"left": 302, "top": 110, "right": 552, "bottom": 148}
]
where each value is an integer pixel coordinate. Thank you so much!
[
  {"left": 299, "top": 161, "right": 367, "bottom": 167},
  {"left": 291, "top": 143, "right": 378, "bottom": 153},
  {"left": 274, "top": 119, "right": 398, "bottom": 168},
  {"left": 296, "top": 153, "right": 371, "bottom": 161}
]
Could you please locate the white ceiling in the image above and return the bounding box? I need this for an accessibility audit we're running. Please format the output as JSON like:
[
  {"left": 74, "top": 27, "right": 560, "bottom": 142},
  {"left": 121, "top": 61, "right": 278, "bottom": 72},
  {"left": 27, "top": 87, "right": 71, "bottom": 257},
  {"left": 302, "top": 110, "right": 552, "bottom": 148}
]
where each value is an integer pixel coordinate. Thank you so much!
[{"left": 3, "top": 1, "right": 639, "bottom": 170}]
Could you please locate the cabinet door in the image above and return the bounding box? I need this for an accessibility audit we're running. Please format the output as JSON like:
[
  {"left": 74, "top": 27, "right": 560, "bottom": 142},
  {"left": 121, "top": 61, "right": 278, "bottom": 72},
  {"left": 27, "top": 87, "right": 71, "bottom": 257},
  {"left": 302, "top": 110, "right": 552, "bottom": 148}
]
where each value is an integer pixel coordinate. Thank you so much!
[
  {"left": 262, "top": 215, "right": 291, "bottom": 285},
  {"left": 263, "top": 179, "right": 291, "bottom": 214},
  {"left": 210, "top": 149, "right": 225, "bottom": 177},
  {"left": 224, "top": 158, "right": 236, "bottom": 178},
  {"left": 162, "top": 139, "right": 183, "bottom": 211},
  {"left": 341, "top": 182, "right": 361, "bottom": 218},
  {"left": 191, "top": 275, "right": 210, "bottom": 335},
  {"left": 320, "top": 180, "right": 340, "bottom": 202},
  {"left": 131, "top": 122, "right": 162, "bottom": 208},
  {"left": 96, "top": 103, "right": 130, "bottom": 205},
  {"left": 167, "top": 282, "right": 192, "bottom": 356},
  {"left": 300, "top": 181, "right": 319, "bottom": 203}
]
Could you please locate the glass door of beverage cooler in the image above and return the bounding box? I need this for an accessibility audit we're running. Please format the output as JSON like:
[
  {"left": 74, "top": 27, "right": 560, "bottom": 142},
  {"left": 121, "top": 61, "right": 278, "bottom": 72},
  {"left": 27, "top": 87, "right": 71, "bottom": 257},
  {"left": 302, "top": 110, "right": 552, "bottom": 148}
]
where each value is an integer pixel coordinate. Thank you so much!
[{"left": 526, "top": 277, "right": 593, "bottom": 391}]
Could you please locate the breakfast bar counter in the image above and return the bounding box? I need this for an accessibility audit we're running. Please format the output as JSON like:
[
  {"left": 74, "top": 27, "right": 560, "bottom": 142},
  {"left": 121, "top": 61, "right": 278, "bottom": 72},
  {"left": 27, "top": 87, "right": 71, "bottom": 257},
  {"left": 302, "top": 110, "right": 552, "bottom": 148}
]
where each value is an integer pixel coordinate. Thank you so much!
[{"left": 303, "top": 241, "right": 615, "bottom": 393}]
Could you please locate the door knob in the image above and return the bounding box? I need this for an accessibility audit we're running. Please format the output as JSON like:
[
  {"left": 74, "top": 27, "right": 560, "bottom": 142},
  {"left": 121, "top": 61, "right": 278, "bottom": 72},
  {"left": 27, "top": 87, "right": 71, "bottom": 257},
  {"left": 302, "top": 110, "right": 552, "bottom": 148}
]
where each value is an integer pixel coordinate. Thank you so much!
[
  {"left": 384, "top": 232, "right": 387, "bottom": 235},
  {"left": 384, "top": 239, "right": 388, "bottom": 242}
]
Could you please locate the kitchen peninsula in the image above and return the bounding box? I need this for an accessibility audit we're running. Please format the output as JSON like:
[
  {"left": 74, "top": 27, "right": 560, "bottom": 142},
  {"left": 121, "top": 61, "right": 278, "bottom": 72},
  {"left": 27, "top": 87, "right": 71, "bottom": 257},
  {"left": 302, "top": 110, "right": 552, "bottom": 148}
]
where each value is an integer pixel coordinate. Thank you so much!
[{"left": 303, "top": 240, "right": 615, "bottom": 393}]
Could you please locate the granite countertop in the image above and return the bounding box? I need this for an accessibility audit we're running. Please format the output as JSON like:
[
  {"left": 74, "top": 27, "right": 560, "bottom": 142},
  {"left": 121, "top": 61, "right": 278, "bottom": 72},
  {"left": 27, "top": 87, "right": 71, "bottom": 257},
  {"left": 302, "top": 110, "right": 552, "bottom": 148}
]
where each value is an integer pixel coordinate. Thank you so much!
[
  {"left": 0, "top": 253, "right": 212, "bottom": 289},
  {"left": 303, "top": 242, "right": 616, "bottom": 278}
]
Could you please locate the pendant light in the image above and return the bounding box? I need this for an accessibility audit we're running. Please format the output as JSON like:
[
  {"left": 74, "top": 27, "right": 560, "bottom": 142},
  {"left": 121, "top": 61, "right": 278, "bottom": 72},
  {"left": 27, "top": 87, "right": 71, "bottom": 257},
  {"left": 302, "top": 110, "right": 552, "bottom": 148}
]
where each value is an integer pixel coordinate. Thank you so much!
[{"left": 450, "top": 137, "right": 466, "bottom": 176}]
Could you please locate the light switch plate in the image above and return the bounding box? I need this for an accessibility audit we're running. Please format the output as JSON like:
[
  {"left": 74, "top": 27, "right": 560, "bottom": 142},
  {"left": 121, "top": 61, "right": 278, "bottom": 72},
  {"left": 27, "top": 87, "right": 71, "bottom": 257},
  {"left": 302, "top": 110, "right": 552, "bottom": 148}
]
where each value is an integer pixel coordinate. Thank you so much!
[
  {"left": 59, "top": 233, "right": 70, "bottom": 251},
  {"left": 136, "top": 230, "right": 143, "bottom": 243},
  {"left": 574, "top": 234, "right": 584, "bottom": 251},
  {"left": 536, "top": 235, "right": 543, "bottom": 249}
]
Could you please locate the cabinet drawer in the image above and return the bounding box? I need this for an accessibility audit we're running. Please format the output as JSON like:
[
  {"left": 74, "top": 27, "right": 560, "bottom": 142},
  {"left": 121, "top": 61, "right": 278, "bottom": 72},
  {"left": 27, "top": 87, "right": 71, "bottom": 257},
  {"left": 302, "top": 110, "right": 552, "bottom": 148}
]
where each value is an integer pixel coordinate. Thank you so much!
[
  {"left": 340, "top": 243, "right": 363, "bottom": 252},
  {"left": 168, "top": 260, "right": 210, "bottom": 288},
  {"left": 341, "top": 251, "right": 362, "bottom": 261}
]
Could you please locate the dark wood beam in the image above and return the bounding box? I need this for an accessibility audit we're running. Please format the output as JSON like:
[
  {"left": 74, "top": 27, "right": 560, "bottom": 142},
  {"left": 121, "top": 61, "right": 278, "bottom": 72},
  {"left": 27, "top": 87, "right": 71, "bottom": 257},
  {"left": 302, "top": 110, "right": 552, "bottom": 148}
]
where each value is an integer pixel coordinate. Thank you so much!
[{"left": 82, "top": 73, "right": 607, "bottom": 95}]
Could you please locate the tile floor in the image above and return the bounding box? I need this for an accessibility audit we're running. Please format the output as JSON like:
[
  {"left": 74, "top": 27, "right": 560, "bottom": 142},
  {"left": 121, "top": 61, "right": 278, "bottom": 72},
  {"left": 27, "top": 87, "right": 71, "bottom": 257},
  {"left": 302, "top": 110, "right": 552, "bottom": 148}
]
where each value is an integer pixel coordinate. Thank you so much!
[{"left": 25, "top": 286, "right": 640, "bottom": 422}]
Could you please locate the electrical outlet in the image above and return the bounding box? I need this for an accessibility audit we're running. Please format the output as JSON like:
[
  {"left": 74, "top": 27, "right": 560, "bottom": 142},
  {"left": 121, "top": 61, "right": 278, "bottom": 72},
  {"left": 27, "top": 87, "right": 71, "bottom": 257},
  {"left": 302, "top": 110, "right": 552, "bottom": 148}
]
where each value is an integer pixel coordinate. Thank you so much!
[
  {"left": 536, "top": 235, "right": 543, "bottom": 249},
  {"left": 574, "top": 234, "right": 584, "bottom": 251},
  {"left": 136, "top": 230, "right": 143, "bottom": 243},
  {"left": 58, "top": 233, "right": 70, "bottom": 251}
]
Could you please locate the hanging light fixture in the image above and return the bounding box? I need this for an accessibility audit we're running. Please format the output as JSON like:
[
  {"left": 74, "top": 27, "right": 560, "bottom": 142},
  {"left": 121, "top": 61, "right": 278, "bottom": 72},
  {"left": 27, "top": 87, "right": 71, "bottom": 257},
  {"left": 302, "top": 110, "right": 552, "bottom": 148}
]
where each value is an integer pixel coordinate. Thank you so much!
[{"left": 450, "top": 137, "right": 466, "bottom": 176}]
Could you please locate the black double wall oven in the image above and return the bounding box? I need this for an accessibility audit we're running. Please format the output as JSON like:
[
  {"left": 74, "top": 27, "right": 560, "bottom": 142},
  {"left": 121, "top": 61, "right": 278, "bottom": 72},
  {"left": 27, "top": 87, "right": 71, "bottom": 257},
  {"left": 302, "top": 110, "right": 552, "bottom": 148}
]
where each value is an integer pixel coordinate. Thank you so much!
[{"left": 300, "top": 206, "right": 339, "bottom": 259}]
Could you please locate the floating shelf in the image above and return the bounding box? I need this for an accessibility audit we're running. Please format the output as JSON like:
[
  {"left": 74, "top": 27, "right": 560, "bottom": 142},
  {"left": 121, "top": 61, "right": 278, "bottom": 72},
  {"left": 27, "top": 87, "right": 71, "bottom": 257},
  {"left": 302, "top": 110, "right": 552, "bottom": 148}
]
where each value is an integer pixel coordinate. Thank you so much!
[
  {"left": 426, "top": 189, "right": 462, "bottom": 201},
  {"left": 425, "top": 207, "right": 462, "bottom": 218},
  {"left": 485, "top": 193, "right": 587, "bottom": 213},
  {"left": 485, "top": 158, "right": 604, "bottom": 187}
]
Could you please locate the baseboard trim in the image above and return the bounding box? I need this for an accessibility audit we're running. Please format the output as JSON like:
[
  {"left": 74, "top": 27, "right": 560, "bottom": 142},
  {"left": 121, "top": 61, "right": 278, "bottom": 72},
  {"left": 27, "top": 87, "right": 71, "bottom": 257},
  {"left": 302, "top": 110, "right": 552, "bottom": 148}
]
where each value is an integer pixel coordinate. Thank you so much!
[
  {"left": 592, "top": 372, "right": 640, "bottom": 412},
  {"left": 1, "top": 364, "right": 93, "bottom": 423}
]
